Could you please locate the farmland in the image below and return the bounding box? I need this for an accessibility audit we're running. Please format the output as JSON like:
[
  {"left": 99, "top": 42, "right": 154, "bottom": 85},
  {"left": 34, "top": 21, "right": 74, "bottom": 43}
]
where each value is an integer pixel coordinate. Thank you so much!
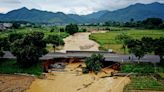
[
  {"left": 0, "top": 27, "right": 69, "bottom": 38},
  {"left": 90, "top": 28, "right": 164, "bottom": 54}
]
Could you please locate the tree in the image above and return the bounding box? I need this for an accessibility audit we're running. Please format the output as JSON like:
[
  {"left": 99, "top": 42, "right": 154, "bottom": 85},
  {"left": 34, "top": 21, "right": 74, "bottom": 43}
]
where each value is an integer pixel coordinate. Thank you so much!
[
  {"left": 8, "top": 33, "right": 23, "bottom": 43},
  {"left": 142, "top": 18, "right": 163, "bottom": 29},
  {"left": 50, "top": 28, "right": 54, "bottom": 32},
  {"left": 60, "top": 28, "right": 65, "bottom": 32},
  {"left": 46, "top": 35, "right": 64, "bottom": 52},
  {"left": 154, "top": 37, "right": 164, "bottom": 64},
  {"left": 10, "top": 32, "right": 48, "bottom": 68},
  {"left": 130, "top": 18, "right": 134, "bottom": 23},
  {"left": 84, "top": 54, "right": 104, "bottom": 74},
  {"left": 141, "top": 37, "right": 154, "bottom": 53},
  {"left": 115, "top": 33, "right": 132, "bottom": 54},
  {"left": 127, "top": 39, "right": 146, "bottom": 62},
  {"left": 65, "top": 24, "right": 79, "bottom": 35},
  {"left": 12, "top": 22, "right": 20, "bottom": 29},
  {"left": 0, "top": 37, "right": 9, "bottom": 57}
]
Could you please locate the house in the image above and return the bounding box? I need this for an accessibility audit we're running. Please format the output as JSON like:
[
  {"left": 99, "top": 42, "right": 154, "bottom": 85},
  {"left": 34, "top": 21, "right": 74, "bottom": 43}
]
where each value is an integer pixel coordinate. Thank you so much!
[
  {"left": 0, "top": 23, "right": 13, "bottom": 31},
  {"left": 0, "top": 23, "right": 6, "bottom": 30}
]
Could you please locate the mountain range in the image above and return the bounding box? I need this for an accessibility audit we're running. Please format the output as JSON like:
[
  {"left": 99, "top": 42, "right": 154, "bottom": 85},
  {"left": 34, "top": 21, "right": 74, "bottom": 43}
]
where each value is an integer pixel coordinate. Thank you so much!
[{"left": 0, "top": 2, "right": 164, "bottom": 24}]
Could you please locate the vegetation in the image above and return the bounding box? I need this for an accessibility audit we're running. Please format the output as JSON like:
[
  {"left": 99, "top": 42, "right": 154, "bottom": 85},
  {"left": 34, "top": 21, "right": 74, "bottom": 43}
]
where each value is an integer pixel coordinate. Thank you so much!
[
  {"left": 0, "top": 59, "right": 42, "bottom": 76},
  {"left": 115, "top": 33, "right": 132, "bottom": 54},
  {"left": 124, "top": 75, "right": 164, "bottom": 91},
  {"left": 0, "top": 37, "right": 9, "bottom": 57},
  {"left": 126, "top": 37, "right": 164, "bottom": 63},
  {"left": 154, "top": 37, "right": 164, "bottom": 63},
  {"left": 120, "top": 63, "right": 164, "bottom": 73},
  {"left": 8, "top": 32, "right": 24, "bottom": 43},
  {"left": 83, "top": 54, "right": 104, "bottom": 74},
  {"left": 65, "top": 24, "right": 79, "bottom": 35},
  {"left": 105, "top": 18, "right": 164, "bottom": 29},
  {"left": 90, "top": 29, "right": 164, "bottom": 53},
  {"left": 0, "top": 27, "right": 69, "bottom": 38},
  {"left": 78, "top": 28, "right": 87, "bottom": 32},
  {"left": 158, "top": 73, "right": 164, "bottom": 79},
  {"left": 46, "top": 35, "right": 64, "bottom": 52},
  {"left": 10, "top": 32, "right": 48, "bottom": 68}
]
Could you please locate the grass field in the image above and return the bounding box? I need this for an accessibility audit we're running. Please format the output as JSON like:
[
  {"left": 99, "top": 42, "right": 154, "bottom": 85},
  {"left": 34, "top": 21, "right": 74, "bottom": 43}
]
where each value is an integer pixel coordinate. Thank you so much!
[
  {"left": 120, "top": 63, "right": 164, "bottom": 73},
  {"left": 124, "top": 75, "right": 164, "bottom": 92},
  {"left": 0, "top": 59, "right": 42, "bottom": 76},
  {"left": 90, "top": 28, "right": 164, "bottom": 54},
  {"left": 0, "top": 27, "right": 69, "bottom": 38},
  {"left": 121, "top": 62, "right": 164, "bottom": 92}
]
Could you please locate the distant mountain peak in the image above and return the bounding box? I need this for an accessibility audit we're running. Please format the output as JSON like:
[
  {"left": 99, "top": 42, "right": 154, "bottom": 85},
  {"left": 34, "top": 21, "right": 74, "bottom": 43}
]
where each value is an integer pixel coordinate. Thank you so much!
[
  {"left": 151, "top": 2, "right": 161, "bottom": 5},
  {"left": 0, "top": 2, "right": 164, "bottom": 23},
  {"left": 20, "top": 7, "right": 29, "bottom": 10}
]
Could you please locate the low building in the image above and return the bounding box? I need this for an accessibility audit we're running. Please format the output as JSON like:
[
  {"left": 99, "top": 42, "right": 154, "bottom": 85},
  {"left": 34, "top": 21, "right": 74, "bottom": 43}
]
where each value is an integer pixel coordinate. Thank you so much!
[{"left": 0, "top": 23, "right": 13, "bottom": 31}]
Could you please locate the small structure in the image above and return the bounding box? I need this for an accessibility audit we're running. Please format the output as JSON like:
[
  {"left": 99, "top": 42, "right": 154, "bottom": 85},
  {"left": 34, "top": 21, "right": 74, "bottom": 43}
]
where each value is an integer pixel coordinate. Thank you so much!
[
  {"left": 49, "top": 62, "right": 65, "bottom": 69},
  {"left": 0, "top": 23, "right": 12, "bottom": 31},
  {"left": 108, "top": 49, "right": 113, "bottom": 53}
]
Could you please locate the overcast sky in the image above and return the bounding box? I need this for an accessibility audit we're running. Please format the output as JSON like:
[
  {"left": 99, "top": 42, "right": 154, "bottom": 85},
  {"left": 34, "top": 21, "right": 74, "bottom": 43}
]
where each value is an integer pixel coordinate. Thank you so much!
[{"left": 0, "top": 0, "right": 164, "bottom": 15}]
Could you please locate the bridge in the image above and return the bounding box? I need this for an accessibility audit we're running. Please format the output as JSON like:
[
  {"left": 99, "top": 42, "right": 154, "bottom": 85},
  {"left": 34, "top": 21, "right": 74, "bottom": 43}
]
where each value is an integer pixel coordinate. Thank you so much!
[{"left": 1, "top": 51, "right": 160, "bottom": 63}]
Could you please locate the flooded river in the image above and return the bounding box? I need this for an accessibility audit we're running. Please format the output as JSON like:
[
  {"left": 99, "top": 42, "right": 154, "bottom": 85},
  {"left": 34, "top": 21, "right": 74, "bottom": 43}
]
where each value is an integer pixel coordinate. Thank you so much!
[{"left": 26, "top": 63, "right": 130, "bottom": 92}]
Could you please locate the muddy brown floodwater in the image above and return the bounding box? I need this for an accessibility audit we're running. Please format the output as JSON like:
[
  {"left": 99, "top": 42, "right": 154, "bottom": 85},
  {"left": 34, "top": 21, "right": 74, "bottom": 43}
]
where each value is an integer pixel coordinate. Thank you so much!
[
  {"left": 59, "top": 32, "right": 100, "bottom": 52},
  {"left": 26, "top": 63, "right": 130, "bottom": 92}
]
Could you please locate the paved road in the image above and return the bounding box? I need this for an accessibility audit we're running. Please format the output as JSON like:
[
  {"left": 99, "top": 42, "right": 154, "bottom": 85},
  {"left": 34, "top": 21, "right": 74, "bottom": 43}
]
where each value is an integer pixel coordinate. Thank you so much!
[{"left": 1, "top": 51, "right": 160, "bottom": 63}]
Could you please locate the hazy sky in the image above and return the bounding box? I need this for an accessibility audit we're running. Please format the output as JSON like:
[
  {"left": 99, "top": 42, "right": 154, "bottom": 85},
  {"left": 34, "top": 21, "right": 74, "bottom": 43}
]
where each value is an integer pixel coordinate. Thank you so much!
[{"left": 0, "top": 0, "right": 164, "bottom": 15}]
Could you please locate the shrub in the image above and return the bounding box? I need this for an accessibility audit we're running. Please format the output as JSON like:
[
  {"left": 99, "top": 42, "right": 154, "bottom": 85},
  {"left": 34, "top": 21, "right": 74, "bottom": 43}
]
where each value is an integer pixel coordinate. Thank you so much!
[
  {"left": 45, "top": 35, "right": 64, "bottom": 52},
  {"left": 120, "top": 63, "right": 157, "bottom": 74},
  {"left": 65, "top": 24, "right": 79, "bottom": 35},
  {"left": 60, "top": 28, "right": 65, "bottom": 32},
  {"left": 84, "top": 54, "right": 104, "bottom": 74},
  {"left": 82, "top": 67, "right": 89, "bottom": 74}
]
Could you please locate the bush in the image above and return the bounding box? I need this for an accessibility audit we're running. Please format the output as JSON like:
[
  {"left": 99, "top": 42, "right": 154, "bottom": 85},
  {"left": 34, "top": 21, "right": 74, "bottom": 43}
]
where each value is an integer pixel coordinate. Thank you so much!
[
  {"left": 0, "top": 37, "right": 9, "bottom": 56},
  {"left": 78, "top": 28, "right": 87, "bottom": 32},
  {"left": 84, "top": 54, "right": 104, "bottom": 74},
  {"left": 0, "top": 59, "right": 42, "bottom": 76},
  {"left": 45, "top": 35, "right": 64, "bottom": 52},
  {"left": 50, "top": 28, "right": 54, "bottom": 32},
  {"left": 60, "top": 28, "right": 65, "bottom": 32},
  {"left": 65, "top": 24, "right": 79, "bottom": 35},
  {"left": 120, "top": 63, "right": 160, "bottom": 74},
  {"left": 8, "top": 33, "right": 23, "bottom": 43},
  {"left": 82, "top": 67, "right": 89, "bottom": 74}
]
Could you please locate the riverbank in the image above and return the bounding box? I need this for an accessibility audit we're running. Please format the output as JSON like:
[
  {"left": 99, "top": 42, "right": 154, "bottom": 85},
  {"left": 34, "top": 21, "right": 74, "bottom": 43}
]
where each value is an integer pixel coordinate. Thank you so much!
[{"left": 26, "top": 63, "right": 130, "bottom": 92}]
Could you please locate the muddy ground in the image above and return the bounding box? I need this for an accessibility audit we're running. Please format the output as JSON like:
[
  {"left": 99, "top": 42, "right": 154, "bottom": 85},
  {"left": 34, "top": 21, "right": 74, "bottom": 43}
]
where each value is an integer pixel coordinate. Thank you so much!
[
  {"left": 26, "top": 63, "right": 130, "bottom": 92},
  {"left": 59, "top": 32, "right": 105, "bottom": 52},
  {"left": 0, "top": 74, "right": 34, "bottom": 92}
]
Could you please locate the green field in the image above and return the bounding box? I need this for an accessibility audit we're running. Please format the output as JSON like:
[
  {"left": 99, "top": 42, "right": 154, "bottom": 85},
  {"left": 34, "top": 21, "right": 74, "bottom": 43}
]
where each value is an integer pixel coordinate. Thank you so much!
[
  {"left": 120, "top": 63, "right": 164, "bottom": 73},
  {"left": 0, "top": 59, "right": 42, "bottom": 76},
  {"left": 124, "top": 75, "right": 164, "bottom": 92},
  {"left": 0, "top": 27, "right": 69, "bottom": 38},
  {"left": 90, "top": 28, "right": 164, "bottom": 54}
]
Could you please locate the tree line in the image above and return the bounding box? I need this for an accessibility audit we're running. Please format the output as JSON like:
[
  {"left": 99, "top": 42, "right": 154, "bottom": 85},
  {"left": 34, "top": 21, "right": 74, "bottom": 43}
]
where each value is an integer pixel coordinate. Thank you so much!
[
  {"left": 0, "top": 31, "right": 68, "bottom": 68},
  {"left": 104, "top": 18, "right": 164, "bottom": 29},
  {"left": 116, "top": 33, "right": 164, "bottom": 64},
  {"left": 0, "top": 23, "right": 81, "bottom": 68}
]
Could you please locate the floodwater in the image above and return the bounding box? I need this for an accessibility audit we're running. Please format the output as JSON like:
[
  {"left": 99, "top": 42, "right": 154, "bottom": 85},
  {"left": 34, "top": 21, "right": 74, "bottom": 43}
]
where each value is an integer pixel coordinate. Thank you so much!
[
  {"left": 26, "top": 63, "right": 130, "bottom": 92},
  {"left": 59, "top": 32, "right": 100, "bottom": 52}
]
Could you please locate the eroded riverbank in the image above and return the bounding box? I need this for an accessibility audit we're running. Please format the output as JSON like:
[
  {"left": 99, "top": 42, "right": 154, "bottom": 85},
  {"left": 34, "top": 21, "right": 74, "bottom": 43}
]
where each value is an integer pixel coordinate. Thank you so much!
[{"left": 26, "top": 63, "right": 130, "bottom": 92}]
